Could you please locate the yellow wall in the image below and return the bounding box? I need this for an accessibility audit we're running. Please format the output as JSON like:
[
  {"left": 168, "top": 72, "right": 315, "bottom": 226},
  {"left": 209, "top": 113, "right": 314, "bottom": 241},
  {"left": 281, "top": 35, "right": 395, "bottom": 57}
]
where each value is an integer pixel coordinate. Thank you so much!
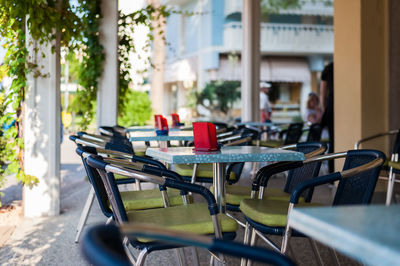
[{"left": 334, "top": 0, "right": 388, "bottom": 159}]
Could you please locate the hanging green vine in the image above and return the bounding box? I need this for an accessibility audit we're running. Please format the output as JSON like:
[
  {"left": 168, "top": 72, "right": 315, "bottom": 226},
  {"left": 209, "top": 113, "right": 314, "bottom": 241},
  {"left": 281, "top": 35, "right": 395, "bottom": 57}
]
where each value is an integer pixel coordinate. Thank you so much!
[
  {"left": 70, "top": 0, "right": 104, "bottom": 130},
  {"left": 70, "top": 3, "right": 183, "bottom": 128},
  {"left": 0, "top": 0, "right": 81, "bottom": 196}
]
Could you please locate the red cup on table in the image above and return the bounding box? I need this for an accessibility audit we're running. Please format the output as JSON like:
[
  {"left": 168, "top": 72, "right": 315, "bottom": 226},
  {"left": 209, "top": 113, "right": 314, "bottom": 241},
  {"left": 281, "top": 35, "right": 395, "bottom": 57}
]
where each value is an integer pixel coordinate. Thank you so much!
[
  {"left": 154, "top": 115, "right": 162, "bottom": 129},
  {"left": 193, "top": 122, "right": 219, "bottom": 151},
  {"left": 171, "top": 113, "right": 180, "bottom": 127}
]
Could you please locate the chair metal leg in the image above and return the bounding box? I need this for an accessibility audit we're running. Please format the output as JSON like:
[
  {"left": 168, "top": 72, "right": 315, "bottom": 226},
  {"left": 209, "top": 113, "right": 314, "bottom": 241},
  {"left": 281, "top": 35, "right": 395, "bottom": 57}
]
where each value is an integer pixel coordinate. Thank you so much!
[
  {"left": 241, "top": 222, "right": 252, "bottom": 266},
  {"left": 281, "top": 225, "right": 292, "bottom": 254},
  {"left": 191, "top": 163, "right": 199, "bottom": 184},
  {"left": 136, "top": 249, "right": 149, "bottom": 266},
  {"left": 134, "top": 180, "right": 142, "bottom": 191},
  {"left": 309, "top": 238, "right": 325, "bottom": 266},
  {"left": 123, "top": 238, "right": 137, "bottom": 265},
  {"left": 246, "top": 229, "right": 258, "bottom": 266},
  {"left": 105, "top": 216, "right": 113, "bottom": 225},
  {"left": 249, "top": 228, "right": 258, "bottom": 246},
  {"left": 75, "top": 187, "right": 95, "bottom": 243},
  {"left": 226, "top": 212, "right": 246, "bottom": 228},
  {"left": 254, "top": 230, "right": 280, "bottom": 252},
  {"left": 251, "top": 162, "right": 259, "bottom": 179},
  {"left": 386, "top": 167, "right": 396, "bottom": 205},
  {"left": 209, "top": 255, "right": 214, "bottom": 266}
]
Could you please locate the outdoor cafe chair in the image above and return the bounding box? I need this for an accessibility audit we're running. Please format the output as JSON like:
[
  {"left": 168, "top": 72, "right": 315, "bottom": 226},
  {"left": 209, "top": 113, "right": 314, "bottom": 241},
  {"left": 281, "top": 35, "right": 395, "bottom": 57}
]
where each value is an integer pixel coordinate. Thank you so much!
[
  {"left": 256, "top": 122, "right": 304, "bottom": 148},
  {"left": 305, "top": 123, "right": 323, "bottom": 142},
  {"left": 77, "top": 131, "right": 147, "bottom": 157},
  {"left": 99, "top": 125, "right": 155, "bottom": 148},
  {"left": 240, "top": 149, "right": 385, "bottom": 265},
  {"left": 70, "top": 136, "right": 179, "bottom": 242},
  {"left": 81, "top": 223, "right": 295, "bottom": 266},
  {"left": 354, "top": 129, "right": 400, "bottom": 205},
  {"left": 217, "top": 142, "right": 326, "bottom": 228},
  {"left": 86, "top": 155, "right": 238, "bottom": 266},
  {"left": 74, "top": 145, "right": 200, "bottom": 264}
]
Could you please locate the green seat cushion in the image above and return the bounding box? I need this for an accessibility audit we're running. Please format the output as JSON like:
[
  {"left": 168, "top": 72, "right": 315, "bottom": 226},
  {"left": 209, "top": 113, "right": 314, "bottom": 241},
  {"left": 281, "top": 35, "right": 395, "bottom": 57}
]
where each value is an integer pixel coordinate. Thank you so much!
[
  {"left": 240, "top": 198, "right": 322, "bottom": 227},
  {"left": 174, "top": 164, "right": 236, "bottom": 180},
  {"left": 252, "top": 140, "right": 284, "bottom": 148},
  {"left": 127, "top": 203, "right": 238, "bottom": 242},
  {"left": 388, "top": 161, "right": 400, "bottom": 170},
  {"left": 210, "top": 185, "right": 301, "bottom": 206},
  {"left": 119, "top": 188, "right": 185, "bottom": 211},
  {"left": 134, "top": 148, "right": 146, "bottom": 157},
  {"left": 115, "top": 174, "right": 131, "bottom": 180}
]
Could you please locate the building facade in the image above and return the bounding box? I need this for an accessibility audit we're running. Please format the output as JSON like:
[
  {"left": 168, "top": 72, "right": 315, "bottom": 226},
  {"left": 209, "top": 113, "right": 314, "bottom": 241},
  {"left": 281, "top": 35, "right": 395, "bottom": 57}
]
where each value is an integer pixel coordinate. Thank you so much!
[{"left": 163, "top": 0, "right": 333, "bottom": 122}]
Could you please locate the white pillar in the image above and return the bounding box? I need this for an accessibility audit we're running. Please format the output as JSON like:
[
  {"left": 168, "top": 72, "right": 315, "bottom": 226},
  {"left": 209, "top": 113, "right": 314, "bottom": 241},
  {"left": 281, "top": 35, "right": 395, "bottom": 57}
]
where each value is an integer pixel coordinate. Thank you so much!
[
  {"left": 197, "top": 0, "right": 205, "bottom": 92},
  {"left": 24, "top": 34, "right": 61, "bottom": 217},
  {"left": 149, "top": 0, "right": 166, "bottom": 115},
  {"left": 241, "top": 0, "right": 261, "bottom": 122},
  {"left": 97, "top": 0, "right": 118, "bottom": 127}
]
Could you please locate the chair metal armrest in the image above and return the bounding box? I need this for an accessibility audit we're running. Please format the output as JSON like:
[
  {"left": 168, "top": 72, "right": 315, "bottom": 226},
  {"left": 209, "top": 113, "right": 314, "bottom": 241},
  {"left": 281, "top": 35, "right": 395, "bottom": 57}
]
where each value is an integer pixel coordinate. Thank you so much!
[
  {"left": 99, "top": 127, "right": 114, "bottom": 136},
  {"left": 224, "top": 136, "right": 252, "bottom": 146},
  {"left": 279, "top": 144, "right": 297, "bottom": 150},
  {"left": 93, "top": 147, "right": 132, "bottom": 159},
  {"left": 73, "top": 137, "right": 104, "bottom": 149},
  {"left": 218, "top": 134, "right": 242, "bottom": 144},
  {"left": 163, "top": 178, "right": 218, "bottom": 215},
  {"left": 279, "top": 145, "right": 326, "bottom": 159},
  {"left": 303, "top": 151, "right": 347, "bottom": 164},
  {"left": 341, "top": 158, "right": 384, "bottom": 178},
  {"left": 78, "top": 132, "right": 112, "bottom": 143},
  {"left": 131, "top": 155, "right": 165, "bottom": 169},
  {"left": 142, "top": 165, "right": 184, "bottom": 182},
  {"left": 354, "top": 129, "right": 399, "bottom": 149}
]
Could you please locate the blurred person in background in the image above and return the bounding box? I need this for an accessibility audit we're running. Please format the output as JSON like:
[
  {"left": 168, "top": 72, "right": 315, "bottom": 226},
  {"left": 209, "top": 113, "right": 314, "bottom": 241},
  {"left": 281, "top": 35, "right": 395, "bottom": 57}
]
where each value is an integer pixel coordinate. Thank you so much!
[
  {"left": 260, "top": 82, "right": 272, "bottom": 123},
  {"left": 304, "top": 92, "right": 322, "bottom": 124},
  {"left": 320, "top": 62, "right": 334, "bottom": 172}
]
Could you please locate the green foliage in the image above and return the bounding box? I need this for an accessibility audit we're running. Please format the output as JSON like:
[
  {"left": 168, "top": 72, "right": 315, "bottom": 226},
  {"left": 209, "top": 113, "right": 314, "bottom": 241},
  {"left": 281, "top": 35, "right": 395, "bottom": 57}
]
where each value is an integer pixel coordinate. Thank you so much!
[
  {"left": 0, "top": 65, "right": 8, "bottom": 82},
  {"left": 0, "top": 0, "right": 80, "bottom": 196},
  {"left": 71, "top": 4, "right": 175, "bottom": 128},
  {"left": 261, "top": 0, "right": 301, "bottom": 13},
  {"left": 261, "top": 0, "right": 332, "bottom": 14},
  {"left": 70, "top": 0, "right": 104, "bottom": 130},
  {"left": 61, "top": 51, "right": 81, "bottom": 83},
  {"left": 117, "top": 90, "right": 152, "bottom": 127},
  {"left": 195, "top": 81, "right": 241, "bottom": 114},
  {"left": 117, "top": 5, "right": 174, "bottom": 117}
]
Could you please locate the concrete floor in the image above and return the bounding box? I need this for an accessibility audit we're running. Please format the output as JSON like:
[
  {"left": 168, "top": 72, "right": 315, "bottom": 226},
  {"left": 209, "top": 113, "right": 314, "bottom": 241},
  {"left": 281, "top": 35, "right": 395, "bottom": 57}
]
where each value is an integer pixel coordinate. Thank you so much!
[{"left": 0, "top": 138, "right": 386, "bottom": 265}]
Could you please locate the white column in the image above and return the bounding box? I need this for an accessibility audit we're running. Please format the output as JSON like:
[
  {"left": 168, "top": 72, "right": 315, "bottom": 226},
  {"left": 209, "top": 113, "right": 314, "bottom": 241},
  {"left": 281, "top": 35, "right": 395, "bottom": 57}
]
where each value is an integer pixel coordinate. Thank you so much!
[
  {"left": 97, "top": 0, "right": 118, "bottom": 127},
  {"left": 24, "top": 34, "right": 61, "bottom": 217},
  {"left": 149, "top": 0, "right": 166, "bottom": 115},
  {"left": 241, "top": 0, "right": 261, "bottom": 122},
  {"left": 197, "top": 0, "right": 205, "bottom": 92}
]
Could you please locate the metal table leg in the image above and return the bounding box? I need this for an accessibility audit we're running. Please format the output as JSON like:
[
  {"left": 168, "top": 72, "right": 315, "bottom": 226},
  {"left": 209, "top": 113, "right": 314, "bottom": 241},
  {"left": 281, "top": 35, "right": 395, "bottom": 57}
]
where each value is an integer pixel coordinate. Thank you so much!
[{"left": 213, "top": 162, "right": 226, "bottom": 213}]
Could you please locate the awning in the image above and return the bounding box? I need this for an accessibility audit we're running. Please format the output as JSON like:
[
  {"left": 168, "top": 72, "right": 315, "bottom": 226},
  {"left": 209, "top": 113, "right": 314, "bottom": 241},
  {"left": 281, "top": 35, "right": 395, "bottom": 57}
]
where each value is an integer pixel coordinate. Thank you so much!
[
  {"left": 209, "top": 57, "right": 310, "bottom": 83},
  {"left": 164, "top": 58, "right": 197, "bottom": 83}
]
